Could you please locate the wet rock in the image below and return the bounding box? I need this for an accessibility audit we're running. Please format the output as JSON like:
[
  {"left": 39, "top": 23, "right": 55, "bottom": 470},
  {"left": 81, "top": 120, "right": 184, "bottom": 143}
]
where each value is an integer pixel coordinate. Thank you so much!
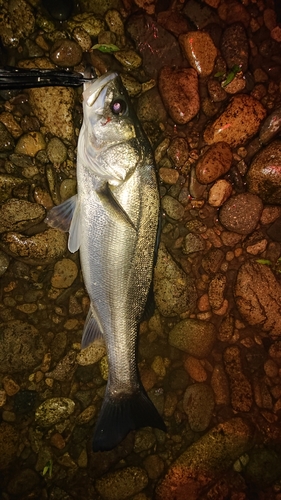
[
  {"left": 218, "top": 1, "right": 250, "bottom": 27},
  {"left": 211, "top": 363, "right": 230, "bottom": 405},
  {"left": 204, "top": 95, "right": 266, "bottom": 147},
  {"left": 77, "top": 341, "right": 106, "bottom": 365},
  {"left": 219, "top": 193, "right": 263, "bottom": 235},
  {"left": 134, "top": 429, "right": 156, "bottom": 453},
  {"left": 157, "top": 10, "right": 190, "bottom": 37},
  {"left": 223, "top": 346, "right": 253, "bottom": 412},
  {"left": 158, "top": 67, "right": 200, "bottom": 125},
  {"left": 182, "top": 233, "right": 205, "bottom": 254},
  {"left": 235, "top": 260, "right": 281, "bottom": 337},
  {"left": 243, "top": 230, "right": 267, "bottom": 255},
  {"left": 184, "top": 356, "right": 207, "bottom": 382},
  {"left": 0, "top": 423, "right": 19, "bottom": 470},
  {"left": 15, "top": 131, "right": 46, "bottom": 157},
  {"left": 159, "top": 168, "right": 179, "bottom": 185},
  {"left": 253, "top": 378, "right": 272, "bottom": 409},
  {"left": 208, "top": 179, "right": 233, "bottom": 207},
  {"left": 179, "top": 31, "right": 217, "bottom": 77},
  {"left": 169, "top": 318, "right": 216, "bottom": 358},
  {"left": 35, "top": 398, "right": 75, "bottom": 427},
  {"left": 105, "top": 9, "right": 124, "bottom": 36},
  {"left": 245, "top": 447, "right": 281, "bottom": 487},
  {"left": 155, "top": 418, "right": 253, "bottom": 500},
  {"left": 0, "top": 320, "right": 46, "bottom": 373},
  {"left": 126, "top": 15, "right": 184, "bottom": 79},
  {"left": 50, "top": 39, "right": 83, "bottom": 67},
  {"left": 0, "top": 111, "right": 22, "bottom": 138},
  {"left": 60, "top": 178, "right": 77, "bottom": 201},
  {"left": 67, "top": 12, "right": 105, "bottom": 36},
  {"left": 223, "top": 71, "right": 246, "bottom": 94},
  {"left": 208, "top": 273, "right": 227, "bottom": 310},
  {"left": 183, "top": 383, "right": 215, "bottom": 432},
  {"left": 161, "top": 195, "right": 185, "bottom": 220},
  {"left": 247, "top": 141, "right": 281, "bottom": 204},
  {"left": 196, "top": 142, "right": 232, "bottom": 184},
  {"left": 46, "top": 137, "right": 68, "bottom": 165},
  {"left": 51, "top": 258, "right": 78, "bottom": 288},
  {"left": 28, "top": 87, "right": 75, "bottom": 142},
  {"left": 144, "top": 454, "right": 164, "bottom": 480},
  {"left": 0, "top": 228, "right": 67, "bottom": 265},
  {"left": 137, "top": 87, "right": 167, "bottom": 124},
  {"left": 0, "top": 199, "right": 45, "bottom": 233},
  {"left": 167, "top": 137, "right": 189, "bottom": 168},
  {"left": 183, "top": 0, "right": 218, "bottom": 29},
  {"left": 0, "top": 174, "right": 29, "bottom": 203},
  {"left": 202, "top": 248, "right": 224, "bottom": 274},
  {"left": 207, "top": 79, "right": 227, "bottom": 102},
  {"left": 154, "top": 243, "right": 196, "bottom": 316},
  {"left": 0, "top": 122, "right": 15, "bottom": 153},
  {"left": 114, "top": 49, "right": 142, "bottom": 69},
  {"left": 0, "top": 0, "right": 35, "bottom": 48},
  {"left": 72, "top": 26, "right": 92, "bottom": 52},
  {"left": 0, "top": 250, "right": 10, "bottom": 276},
  {"left": 259, "top": 108, "right": 281, "bottom": 144},
  {"left": 221, "top": 23, "right": 249, "bottom": 72},
  {"left": 3, "top": 376, "right": 20, "bottom": 396},
  {"left": 46, "top": 351, "right": 77, "bottom": 381},
  {"left": 95, "top": 466, "right": 148, "bottom": 500}
]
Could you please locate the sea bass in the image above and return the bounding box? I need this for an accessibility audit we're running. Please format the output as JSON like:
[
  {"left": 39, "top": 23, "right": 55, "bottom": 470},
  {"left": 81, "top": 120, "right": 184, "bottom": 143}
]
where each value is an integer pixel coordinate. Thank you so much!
[{"left": 46, "top": 72, "right": 165, "bottom": 451}]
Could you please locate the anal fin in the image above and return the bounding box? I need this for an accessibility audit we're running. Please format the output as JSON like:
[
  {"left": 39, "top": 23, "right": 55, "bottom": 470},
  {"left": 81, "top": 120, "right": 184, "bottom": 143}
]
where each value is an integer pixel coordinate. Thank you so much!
[{"left": 81, "top": 307, "right": 104, "bottom": 349}]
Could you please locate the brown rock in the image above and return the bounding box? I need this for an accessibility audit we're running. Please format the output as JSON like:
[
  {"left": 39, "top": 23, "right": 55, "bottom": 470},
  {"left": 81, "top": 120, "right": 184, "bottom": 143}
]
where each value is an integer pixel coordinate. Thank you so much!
[
  {"left": 223, "top": 346, "right": 253, "bottom": 412},
  {"left": 159, "top": 67, "right": 200, "bottom": 125},
  {"left": 219, "top": 193, "right": 263, "bottom": 235},
  {"left": 204, "top": 95, "right": 266, "bottom": 147},
  {"left": 235, "top": 260, "right": 281, "bottom": 337},
  {"left": 196, "top": 142, "right": 232, "bottom": 184},
  {"left": 247, "top": 141, "right": 281, "bottom": 204},
  {"left": 218, "top": 1, "right": 250, "bottom": 27},
  {"left": 50, "top": 39, "right": 83, "bottom": 67},
  {"left": 155, "top": 418, "right": 253, "bottom": 500},
  {"left": 208, "top": 179, "right": 233, "bottom": 207},
  {"left": 0, "top": 423, "right": 19, "bottom": 470},
  {"left": 179, "top": 31, "right": 217, "bottom": 77}
]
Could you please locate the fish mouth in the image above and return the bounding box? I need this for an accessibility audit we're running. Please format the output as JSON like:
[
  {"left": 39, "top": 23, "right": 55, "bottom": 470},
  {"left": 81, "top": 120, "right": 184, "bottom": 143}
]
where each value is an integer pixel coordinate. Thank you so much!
[{"left": 83, "top": 71, "right": 118, "bottom": 107}]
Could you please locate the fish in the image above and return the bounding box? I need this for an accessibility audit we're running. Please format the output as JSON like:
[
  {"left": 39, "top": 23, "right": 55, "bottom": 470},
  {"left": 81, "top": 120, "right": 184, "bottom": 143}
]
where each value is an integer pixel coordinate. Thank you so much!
[{"left": 45, "top": 71, "right": 166, "bottom": 451}]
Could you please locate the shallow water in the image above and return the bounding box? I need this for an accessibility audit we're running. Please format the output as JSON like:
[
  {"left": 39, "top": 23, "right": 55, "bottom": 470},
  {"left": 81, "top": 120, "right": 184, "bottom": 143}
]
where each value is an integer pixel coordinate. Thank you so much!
[{"left": 0, "top": 0, "right": 281, "bottom": 499}]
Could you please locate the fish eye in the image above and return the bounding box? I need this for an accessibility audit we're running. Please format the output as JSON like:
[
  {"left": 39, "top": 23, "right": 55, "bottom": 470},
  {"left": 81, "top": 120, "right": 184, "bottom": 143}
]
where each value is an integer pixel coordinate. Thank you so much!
[{"left": 111, "top": 99, "right": 127, "bottom": 116}]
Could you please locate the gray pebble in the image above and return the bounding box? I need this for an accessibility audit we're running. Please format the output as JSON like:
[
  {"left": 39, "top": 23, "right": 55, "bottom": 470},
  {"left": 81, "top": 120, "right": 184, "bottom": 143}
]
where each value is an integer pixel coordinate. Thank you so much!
[
  {"left": 169, "top": 318, "right": 216, "bottom": 358},
  {"left": 161, "top": 195, "right": 185, "bottom": 220},
  {"left": 35, "top": 398, "right": 75, "bottom": 427},
  {"left": 183, "top": 383, "right": 215, "bottom": 432}
]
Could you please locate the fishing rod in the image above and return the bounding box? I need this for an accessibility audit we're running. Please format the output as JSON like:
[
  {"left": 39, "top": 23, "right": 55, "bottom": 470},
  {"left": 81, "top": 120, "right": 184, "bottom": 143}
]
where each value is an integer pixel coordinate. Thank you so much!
[{"left": 0, "top": 66, "right": 96, "bottom": 89}]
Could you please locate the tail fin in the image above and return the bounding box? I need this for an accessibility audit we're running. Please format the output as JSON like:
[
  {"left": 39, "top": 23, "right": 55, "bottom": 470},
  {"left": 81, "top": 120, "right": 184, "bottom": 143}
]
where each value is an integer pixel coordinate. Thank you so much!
[{"left": 92, "top": 388, "right": 166, "bottom": 452}]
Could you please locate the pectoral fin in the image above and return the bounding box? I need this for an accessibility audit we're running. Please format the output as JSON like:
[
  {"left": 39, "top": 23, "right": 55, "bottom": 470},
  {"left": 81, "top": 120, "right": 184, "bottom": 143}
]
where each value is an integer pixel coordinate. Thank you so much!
[
  {"left": 45, "top": 195, "right": 81, "bottom": 253},
  {"left": 97, "top": 183, "right": 136, "bottom": 231},
  {"left": 45, "top": 195, "right": 77, "bottom": 232}
]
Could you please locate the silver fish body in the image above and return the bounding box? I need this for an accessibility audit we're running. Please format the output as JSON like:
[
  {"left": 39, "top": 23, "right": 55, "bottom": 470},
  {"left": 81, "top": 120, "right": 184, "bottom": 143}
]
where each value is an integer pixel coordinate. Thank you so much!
[{"left": 46, "top": 72, "right": 165, "bottom": 451}]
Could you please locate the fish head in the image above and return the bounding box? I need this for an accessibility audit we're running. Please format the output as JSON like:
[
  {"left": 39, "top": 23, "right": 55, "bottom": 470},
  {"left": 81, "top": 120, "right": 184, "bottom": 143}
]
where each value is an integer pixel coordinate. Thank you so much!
[{"left": 79, "top": 72, "right": 143, "bottom": 186}]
